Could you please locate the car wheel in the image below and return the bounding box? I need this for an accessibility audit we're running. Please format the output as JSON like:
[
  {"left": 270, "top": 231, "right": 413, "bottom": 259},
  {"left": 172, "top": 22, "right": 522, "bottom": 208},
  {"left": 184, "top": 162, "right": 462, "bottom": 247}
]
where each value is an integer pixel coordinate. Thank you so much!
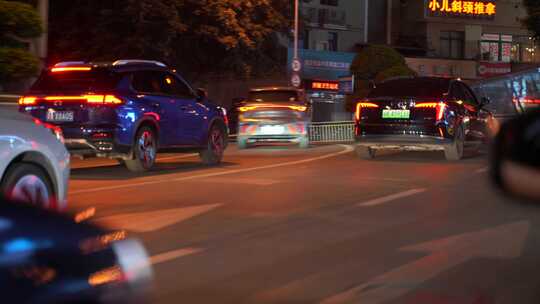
[
  {"left": 125, "top": 126, "right": 157, "bottom": 172},
  {"left": 237, "top": 137, "right": 248, "bottom": 150},
  {"left": 200, "top": 124, "right": 226, "bottom": 165},
  {"left": 1, "top": 163, "right": 55, "bottom": 209},
  {"left": 444, "top": 124, "right": 465, "bottom": 161},
  {"left": 299, "top": 137, "right": 309, "bottom": 149},
  {"left": 356, "top": 146, "right": 376, "bottom": 159}
]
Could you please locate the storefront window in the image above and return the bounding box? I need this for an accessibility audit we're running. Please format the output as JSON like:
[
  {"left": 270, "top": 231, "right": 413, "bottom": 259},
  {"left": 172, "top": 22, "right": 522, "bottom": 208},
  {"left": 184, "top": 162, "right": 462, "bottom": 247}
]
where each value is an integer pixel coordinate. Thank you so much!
[
  {"left": 480, "top": 34, "right": 512, "bottom": 62},
  {"left": 513, "top": 36, "right": 539, "bottom": 63},
  {"left": 440, "top": 31, "right": 464, "bottom": 59}
]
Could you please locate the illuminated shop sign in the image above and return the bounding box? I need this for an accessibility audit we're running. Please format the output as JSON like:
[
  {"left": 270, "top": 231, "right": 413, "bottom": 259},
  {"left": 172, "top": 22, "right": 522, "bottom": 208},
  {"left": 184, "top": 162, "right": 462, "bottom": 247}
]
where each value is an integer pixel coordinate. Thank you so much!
[
  {"left": 426, "top": 0, "right": 496, "bottom": 18},
  {"left": 311, "top": 81, "right": 339, "bottom": 91}
]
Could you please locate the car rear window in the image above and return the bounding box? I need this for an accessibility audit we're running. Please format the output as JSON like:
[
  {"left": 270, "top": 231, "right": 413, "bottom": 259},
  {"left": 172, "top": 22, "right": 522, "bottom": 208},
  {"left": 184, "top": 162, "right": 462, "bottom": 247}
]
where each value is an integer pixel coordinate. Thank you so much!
[
  {"left": 30, "top": 69, "right": 123, "bottom": 92},
  {"left": 248, "top": 90, "right": 299, "bottom": 103},
  {"left": 368, "top": 78, "right": 451, "bottom": 99}
]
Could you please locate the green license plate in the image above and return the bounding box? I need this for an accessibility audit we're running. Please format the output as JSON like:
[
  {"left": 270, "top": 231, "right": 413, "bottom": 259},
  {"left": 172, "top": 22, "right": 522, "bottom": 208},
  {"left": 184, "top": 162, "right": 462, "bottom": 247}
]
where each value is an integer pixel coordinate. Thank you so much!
[{"left": 382, "top": 109, "right": 410, "bottom": 119}]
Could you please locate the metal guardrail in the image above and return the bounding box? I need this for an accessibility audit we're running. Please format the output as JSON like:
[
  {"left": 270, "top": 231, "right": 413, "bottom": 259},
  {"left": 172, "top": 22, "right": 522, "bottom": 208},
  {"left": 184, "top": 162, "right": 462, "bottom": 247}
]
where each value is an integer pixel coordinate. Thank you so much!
[{"left": 308, "top": 121, "right": 355, "bottom": 143}]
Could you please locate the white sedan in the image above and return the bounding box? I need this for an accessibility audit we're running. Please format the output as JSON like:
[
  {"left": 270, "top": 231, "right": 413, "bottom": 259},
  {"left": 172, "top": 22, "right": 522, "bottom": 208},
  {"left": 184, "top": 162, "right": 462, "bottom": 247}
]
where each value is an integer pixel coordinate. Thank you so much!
[{"left": 0, "top": 109, "right": 70, "bottom": 210}]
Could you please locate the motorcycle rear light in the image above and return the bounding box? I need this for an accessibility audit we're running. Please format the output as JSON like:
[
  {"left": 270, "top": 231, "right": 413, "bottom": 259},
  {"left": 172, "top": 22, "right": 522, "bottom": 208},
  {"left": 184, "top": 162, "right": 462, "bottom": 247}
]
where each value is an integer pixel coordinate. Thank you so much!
[
  {"left": 355, "top": 102, "right": 379, "bottom": 121},
  {"left": 19, "top": 96, "right": 37, "bottom": 105}
]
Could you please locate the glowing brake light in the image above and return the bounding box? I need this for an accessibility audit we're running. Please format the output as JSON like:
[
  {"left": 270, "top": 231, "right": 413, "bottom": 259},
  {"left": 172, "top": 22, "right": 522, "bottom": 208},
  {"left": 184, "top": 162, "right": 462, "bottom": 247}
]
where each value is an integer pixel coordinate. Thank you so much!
[
  {"left": 415, "top": 102, "right": 446, "bottom": 121},
  {"left": 33, "top": 118, "right": 64, "bottom": 143},
  {"left": 86, "top": 95, "right": 123, "bottom": 105},
  {"left": 19, "top": 96, "right": 37, "bottom": 105},
  {"left": 41, "top": 95, "right": 123, "bottom": 105},
  {"left": 289, "top": 105, "right": 307, "bottom": 112},
  {"left": 239, "top": 106, "right": 257, "bottom": 112},
  {"left": 355, "top": 102, "right": 379, "bottom": 121},
  {"left": 50, "top": 67, "right": 91, "bottom": 73}
]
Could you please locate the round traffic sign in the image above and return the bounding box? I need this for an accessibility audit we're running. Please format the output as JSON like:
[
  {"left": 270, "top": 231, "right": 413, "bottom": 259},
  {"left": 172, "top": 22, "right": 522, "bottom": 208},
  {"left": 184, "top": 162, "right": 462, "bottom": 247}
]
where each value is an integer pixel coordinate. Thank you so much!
[
  {"left": 292, "top": 59, "right": 302, "bottom": 72},
  {"left": 291, "top": 73, "right": 301, "bottom": 88}
]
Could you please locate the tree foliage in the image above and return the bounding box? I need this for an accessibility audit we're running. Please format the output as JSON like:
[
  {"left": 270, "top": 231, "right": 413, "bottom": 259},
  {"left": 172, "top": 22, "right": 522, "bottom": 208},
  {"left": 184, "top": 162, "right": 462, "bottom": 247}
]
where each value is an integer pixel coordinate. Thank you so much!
[
  {"left": 375, "top": 65, "right": 416, "bottom": 84},
  {"left": 346, "top": 45, "right": 415, "bottom": 112},
  {"left": 0, "top": 47, "right": 40, "bottom": 82},
  {"left": 48, "top": 0, "right": 291, "bottom": 80},
  {"left": 523, "top": 0, "right": 540, "bottom": 39},
  {"left": 0, "top": 0, "right": 42, "bottom": 84}
]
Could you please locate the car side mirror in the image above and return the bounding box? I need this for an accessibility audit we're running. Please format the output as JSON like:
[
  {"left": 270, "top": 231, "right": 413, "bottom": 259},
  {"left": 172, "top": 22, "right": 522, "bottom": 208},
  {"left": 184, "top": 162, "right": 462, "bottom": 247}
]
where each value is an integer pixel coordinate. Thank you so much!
[
  {"left": 196, "top": 88, "right": 208, "bottom": 100},
  {"left": 491, "top": 109, "right": 540, "bottom": 201},
  {"left": 480, "top": 97, "right": 491, "bottom": 107}
]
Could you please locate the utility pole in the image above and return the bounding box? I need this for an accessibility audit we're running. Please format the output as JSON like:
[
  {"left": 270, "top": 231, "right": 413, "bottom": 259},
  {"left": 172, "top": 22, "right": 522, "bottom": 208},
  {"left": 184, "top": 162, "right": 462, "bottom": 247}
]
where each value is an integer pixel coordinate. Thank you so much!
[
  {"left": 291, "top": 0, "right": 302, "bottom": 88},
  {"left": 36, "top": 0, "right": 49, "bottom": 66},
  {"left": 293, "top": 0, "right": 299, "bottom": 60}
]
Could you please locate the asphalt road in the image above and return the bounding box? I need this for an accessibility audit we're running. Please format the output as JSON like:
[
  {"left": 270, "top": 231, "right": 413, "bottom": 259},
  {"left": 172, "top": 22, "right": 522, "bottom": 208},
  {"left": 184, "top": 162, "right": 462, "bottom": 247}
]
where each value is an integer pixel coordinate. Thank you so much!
[{"left": 66, "top": 144, "right": 540, "bottom": 304}]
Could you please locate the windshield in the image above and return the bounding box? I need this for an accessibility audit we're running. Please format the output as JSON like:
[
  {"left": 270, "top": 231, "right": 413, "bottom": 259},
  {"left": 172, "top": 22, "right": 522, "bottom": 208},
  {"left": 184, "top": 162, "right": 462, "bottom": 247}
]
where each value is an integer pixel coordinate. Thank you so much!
[
  {"left": 369, "top": 78, "right": 450, "bottom": 98},
  {"left": 30, "top": 70, "right": 123, "bottom": 92},
  {"left": 248, "top": 90, "right": 299, "bottom": 103}
]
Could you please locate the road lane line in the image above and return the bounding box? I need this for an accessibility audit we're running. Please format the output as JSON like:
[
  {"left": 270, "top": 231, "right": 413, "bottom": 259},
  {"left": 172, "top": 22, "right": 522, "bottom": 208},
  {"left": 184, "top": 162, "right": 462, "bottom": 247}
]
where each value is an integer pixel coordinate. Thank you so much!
[
  {"left": 150, "top": 247, "right": 203, "bottom": 265},
  {"left": 71, "top": 145, "right": 354, "bottom": 195},
  {"left": 475, "top": 167, "right": 489, "bottom": 174},
  {"left": 71, "top": 153, "right": 199, "bottom": 169},
  {"left": 95, "top": 204, "right": 222, "bottom": 232},
  {"left": 357, "top": 189, "right": 427, "bottom": 207}
]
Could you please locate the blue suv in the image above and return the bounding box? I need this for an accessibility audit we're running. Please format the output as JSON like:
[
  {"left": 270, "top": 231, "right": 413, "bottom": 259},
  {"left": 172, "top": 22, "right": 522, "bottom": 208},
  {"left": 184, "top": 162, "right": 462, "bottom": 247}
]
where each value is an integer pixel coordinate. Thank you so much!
[{"left": 19, "top": 60, "right": 228, "bottom": 172}]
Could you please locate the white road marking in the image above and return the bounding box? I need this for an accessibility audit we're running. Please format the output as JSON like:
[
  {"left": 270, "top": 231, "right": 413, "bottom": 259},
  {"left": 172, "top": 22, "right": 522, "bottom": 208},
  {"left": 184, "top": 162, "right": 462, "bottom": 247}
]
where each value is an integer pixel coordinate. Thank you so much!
[
  {"left": 71, "top": 153, "right": 198, "bottom": 169},
  {"left": 356, "top": 189, "right": 427, "bottom": 207},
  {"left": 94, "top": 203, "right": 222, "bottom": 232},
  {"left": 150, "top": 247, "right": 203, "bottom": 265},
  {"left": 320, "top": 221, "right": 530, "bottom": 304},
  {"left": 204, "top": 177, "right": 279, "bottom": 186},
  {"left": 71, "top": 145, "right": 354, "bottom": 195},
  {"left": 475, "top": 167, "right": 489, "bottom": 174}
]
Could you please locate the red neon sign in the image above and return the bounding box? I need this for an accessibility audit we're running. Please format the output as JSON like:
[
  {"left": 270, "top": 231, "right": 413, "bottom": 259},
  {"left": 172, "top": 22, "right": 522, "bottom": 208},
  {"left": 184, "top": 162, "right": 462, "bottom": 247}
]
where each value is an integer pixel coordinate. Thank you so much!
[{"left": 311, "top": 81, "right": 339, "bottom": 90}]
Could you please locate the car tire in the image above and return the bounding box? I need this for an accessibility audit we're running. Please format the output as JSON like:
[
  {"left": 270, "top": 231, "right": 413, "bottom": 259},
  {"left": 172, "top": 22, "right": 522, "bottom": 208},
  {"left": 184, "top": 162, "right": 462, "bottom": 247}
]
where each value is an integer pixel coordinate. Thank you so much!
[
  {"left": 200, "top": 124, "right": 226, "bottom": 165},
  {"left": 299, "top": 137, "right": 309, "bottom": 149},
  {"left": 444, "top": 124, "right": 465, "bottom": 161},
  {"left": 125, "top": 126, "right": 157, "bottom": 172},
  {"left": 1, "top": 162, "right": 55, "bottom": 209},
  {"left": 356, "top": 146, "right": 376, "bottom": 159},
  {"left": 237, "top": 137, "right": 248, "bottom": 150}
]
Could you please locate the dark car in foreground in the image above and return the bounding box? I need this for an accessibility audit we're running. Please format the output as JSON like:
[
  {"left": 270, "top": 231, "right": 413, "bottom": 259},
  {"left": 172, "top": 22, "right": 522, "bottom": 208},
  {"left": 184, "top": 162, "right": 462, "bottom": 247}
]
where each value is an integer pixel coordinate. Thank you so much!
[
  {"left": 19, "top": 60, "right": 228, "bottom": 172},
  {"left": 236, "top": 87, "right": 310, "bottom": 149},
  {"left": 0, "top": 198, "right": 153, "bottom": 304},
  {"left": 355, "top": 77, "right": 495, "bottom": 161}
]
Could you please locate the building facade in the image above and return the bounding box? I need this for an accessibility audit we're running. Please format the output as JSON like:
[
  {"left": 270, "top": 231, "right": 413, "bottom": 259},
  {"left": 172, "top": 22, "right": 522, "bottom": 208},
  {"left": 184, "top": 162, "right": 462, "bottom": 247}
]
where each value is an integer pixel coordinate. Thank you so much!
[
  {"left": 390, "top": 0, "right": 539, "bottom": 78},
  {"left": 300, "top": 0, "right": 368, "bottom": 52}
]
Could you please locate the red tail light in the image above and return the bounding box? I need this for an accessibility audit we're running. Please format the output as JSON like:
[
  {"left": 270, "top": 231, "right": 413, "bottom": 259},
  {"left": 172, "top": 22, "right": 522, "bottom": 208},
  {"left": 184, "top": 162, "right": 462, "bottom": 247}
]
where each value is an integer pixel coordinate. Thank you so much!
[
  {"left": 24, "top": 95, "right": 124, "bottom": 105},
  {"left": 50, "top": 67, "right": 91, "bottom": 73},
  {"left": 19, "top": 96, "right": 37, "bottom": 105},
  {"left": 415, "top": 102, "right": 446, "bottom": 121},
  {"left": 355, "top": 102, "right": 379, "bottom": 121},
  {"left": 33, "top": 119, "right": 64, "bottom": 143}
]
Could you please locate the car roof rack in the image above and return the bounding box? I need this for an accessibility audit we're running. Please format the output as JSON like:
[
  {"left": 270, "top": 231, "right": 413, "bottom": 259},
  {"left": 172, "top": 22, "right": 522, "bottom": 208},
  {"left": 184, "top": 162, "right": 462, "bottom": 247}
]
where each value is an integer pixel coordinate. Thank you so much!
[{"left": 112, "top": 59, "right": 167, "bottom": 67}]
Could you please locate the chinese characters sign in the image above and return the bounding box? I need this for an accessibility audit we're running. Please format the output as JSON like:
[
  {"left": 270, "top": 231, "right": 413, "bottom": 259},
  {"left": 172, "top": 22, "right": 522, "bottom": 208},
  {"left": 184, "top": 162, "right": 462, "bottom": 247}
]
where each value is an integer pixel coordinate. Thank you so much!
[
  {"left": 311, "top": 81, "right": 339, "bottom": 90},
  {"left": 426, "top": 0, "right": 496, "bottom": 18}
]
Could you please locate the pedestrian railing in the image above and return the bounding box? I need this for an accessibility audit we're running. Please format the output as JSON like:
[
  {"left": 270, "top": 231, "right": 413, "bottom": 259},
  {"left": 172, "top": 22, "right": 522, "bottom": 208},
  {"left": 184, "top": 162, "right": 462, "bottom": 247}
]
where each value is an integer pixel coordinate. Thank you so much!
[{"left": 308, "top": 121, "right": 355, "bottom": 143}]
